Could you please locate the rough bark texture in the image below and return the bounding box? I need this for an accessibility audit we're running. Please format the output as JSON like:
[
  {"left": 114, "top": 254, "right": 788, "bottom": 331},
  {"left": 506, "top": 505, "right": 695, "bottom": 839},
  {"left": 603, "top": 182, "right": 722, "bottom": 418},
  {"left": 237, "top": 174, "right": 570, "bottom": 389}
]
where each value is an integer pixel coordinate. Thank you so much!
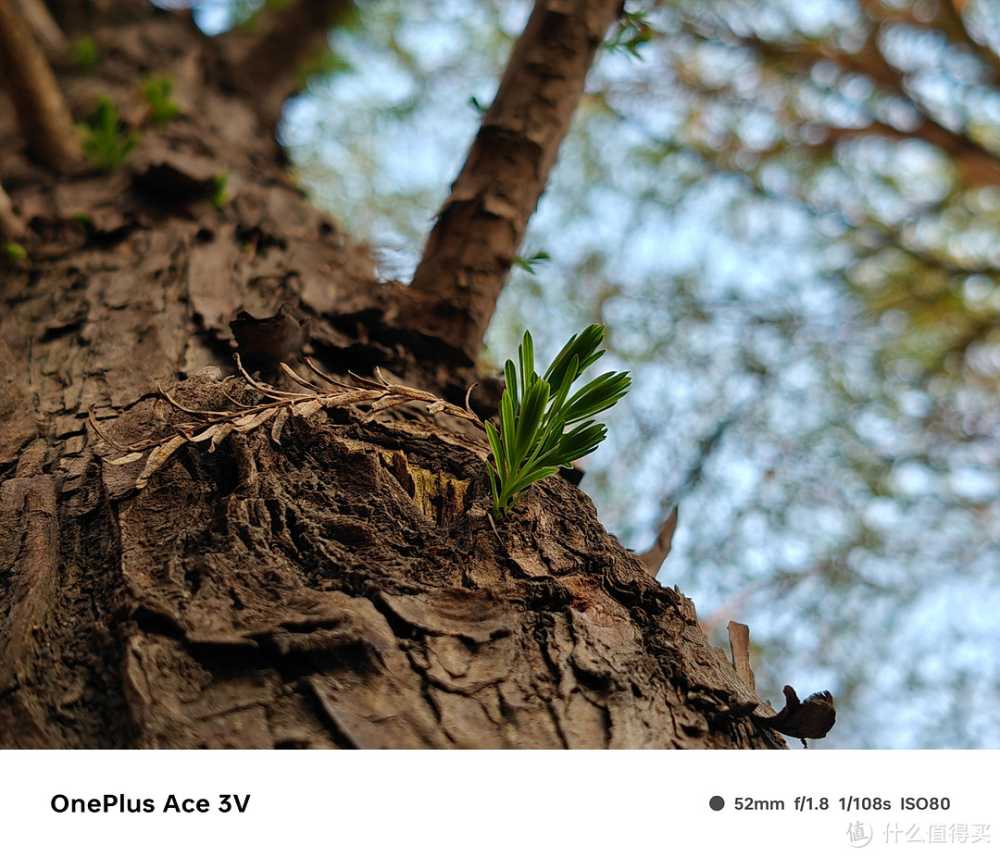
[
  {"left": 399, "top": 0, "right": 625, "bottom": 364},
  {"left": 0, "top": 2, "right": 784, "bottom": 748}
]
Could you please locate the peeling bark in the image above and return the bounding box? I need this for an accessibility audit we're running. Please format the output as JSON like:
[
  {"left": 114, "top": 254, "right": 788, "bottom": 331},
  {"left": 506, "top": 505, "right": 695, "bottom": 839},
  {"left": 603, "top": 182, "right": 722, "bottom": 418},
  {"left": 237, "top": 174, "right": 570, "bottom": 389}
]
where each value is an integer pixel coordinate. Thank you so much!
[
  {"left": 637, "top": 506, "right": 677, "bottom": 576},
  {"left": 0, "top": 3, "right": 784, "bottom": 749},
  {"left": 397, "top": 0, "right": 625, "bottom": 363}
]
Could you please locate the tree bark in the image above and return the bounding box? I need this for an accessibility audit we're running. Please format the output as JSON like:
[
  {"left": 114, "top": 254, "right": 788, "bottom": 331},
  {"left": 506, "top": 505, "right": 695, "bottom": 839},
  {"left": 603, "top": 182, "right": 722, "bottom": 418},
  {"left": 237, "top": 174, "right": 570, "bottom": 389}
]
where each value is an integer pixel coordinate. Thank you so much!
[
  {"left": 0, "top": 2, "right": 784, "bottom": 748},
  {"left": 14, "top": 0, "right": 67, "bottom": 60}
]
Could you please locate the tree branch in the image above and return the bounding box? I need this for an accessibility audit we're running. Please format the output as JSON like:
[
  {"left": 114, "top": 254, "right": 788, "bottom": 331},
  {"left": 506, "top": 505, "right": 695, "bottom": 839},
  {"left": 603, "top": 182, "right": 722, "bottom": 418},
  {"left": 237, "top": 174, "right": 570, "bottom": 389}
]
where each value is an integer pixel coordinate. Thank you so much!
[
  {"left": 860, "top": 0, "right": 1000, "bottom": 80},
  {"left": 745, "top": 27, "right": 1000, "bottom": 186},
  {"left": 14, "top": 0, "right": 66, "bottom": 59},
  {"left": 396, "top": 0, "right": 625, "bottom": 364},
  {"left": 940, "top": 0, "right": 1000, "bottom": 78},
  {"left": 218, "top": 0, "right": 357, "bottom": 134},
  {"left": 0, "top": 0, "right": 82, "bottom": 173},
  {"left": 0, "top": 180, "right": 26, "bottom": 238}
]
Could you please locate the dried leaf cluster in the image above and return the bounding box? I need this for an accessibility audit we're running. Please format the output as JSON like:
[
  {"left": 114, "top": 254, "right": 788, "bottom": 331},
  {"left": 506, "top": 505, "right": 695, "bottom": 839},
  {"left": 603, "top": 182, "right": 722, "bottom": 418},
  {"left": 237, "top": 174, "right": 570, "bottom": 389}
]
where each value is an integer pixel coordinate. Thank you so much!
[{"left": 90, "top": 356, "right": 482, "bottom": 491}]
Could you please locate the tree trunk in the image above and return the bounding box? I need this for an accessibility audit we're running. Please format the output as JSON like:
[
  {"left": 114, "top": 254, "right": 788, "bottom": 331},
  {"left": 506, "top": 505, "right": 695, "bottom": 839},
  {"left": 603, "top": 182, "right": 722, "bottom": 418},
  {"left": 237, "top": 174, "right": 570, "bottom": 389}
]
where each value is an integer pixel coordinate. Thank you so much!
[{"left": 0, "top": 1, "right": 784, "bottom": 748}]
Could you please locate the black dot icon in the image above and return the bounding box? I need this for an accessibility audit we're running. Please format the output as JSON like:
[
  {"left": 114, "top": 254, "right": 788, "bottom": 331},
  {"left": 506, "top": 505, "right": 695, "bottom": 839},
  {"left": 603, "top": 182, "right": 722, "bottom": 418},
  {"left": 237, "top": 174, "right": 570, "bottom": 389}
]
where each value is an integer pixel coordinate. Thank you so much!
[{"left": 709, "top": 796, "right": 725, "bottom": 811}]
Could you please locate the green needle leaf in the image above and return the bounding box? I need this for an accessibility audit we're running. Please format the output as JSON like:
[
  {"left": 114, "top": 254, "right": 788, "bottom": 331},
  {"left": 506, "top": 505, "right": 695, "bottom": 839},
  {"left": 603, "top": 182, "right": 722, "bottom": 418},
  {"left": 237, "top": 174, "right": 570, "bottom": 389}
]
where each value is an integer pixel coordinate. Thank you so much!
[
  {"left": 504, "top": 359, "right": 519, "bottom": 411},
  {"left": 518, "top": 330, "right": 535, "bottom": 393}
]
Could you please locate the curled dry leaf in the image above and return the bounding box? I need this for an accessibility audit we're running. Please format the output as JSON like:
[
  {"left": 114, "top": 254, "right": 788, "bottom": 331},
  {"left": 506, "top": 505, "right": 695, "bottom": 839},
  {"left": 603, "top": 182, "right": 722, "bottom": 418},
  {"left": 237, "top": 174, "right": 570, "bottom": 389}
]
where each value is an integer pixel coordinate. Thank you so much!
[
  {"left": 106, "top": 451, "right": 144, "bottom": 466},
  {"left": 270, "top": 410, "right": 289, "bottom": 444},
  {"left": 135, "top": 435, "right": 188, "bottom": 489},
  {"left": 189, "top": 424, "right": 221, "bottom": 443},
  {"left": 208, "top": 423, "right": 234, "bottom": 452},
  {"left": 291, "top": 399, "right": 323, "bottom": 418},
  {"left": 232, "top": 408, "right": 277, "bottom": 431},
  {"left": 752, "top": 685, "right": 836, "bottom": 747}
]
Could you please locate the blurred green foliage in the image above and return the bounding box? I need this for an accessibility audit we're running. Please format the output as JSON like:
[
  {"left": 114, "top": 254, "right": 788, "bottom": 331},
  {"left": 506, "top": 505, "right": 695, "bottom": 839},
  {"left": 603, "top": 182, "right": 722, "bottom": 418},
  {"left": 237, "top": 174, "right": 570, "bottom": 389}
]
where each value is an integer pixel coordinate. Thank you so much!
[
  {"left": 2, "top": 241, "right": 27, "bottom": 263},
  {"left": 142, "top": 76, "right": 180, "bottom": 125},
  {"left": 81, "top": 97, "right": 137, "bottom": 172},
  {"left": 210, "top": 173, "right": 229, "bottom": 209},
  {"left": 70, "top": 36, "right": 99, "bottom": 70}
]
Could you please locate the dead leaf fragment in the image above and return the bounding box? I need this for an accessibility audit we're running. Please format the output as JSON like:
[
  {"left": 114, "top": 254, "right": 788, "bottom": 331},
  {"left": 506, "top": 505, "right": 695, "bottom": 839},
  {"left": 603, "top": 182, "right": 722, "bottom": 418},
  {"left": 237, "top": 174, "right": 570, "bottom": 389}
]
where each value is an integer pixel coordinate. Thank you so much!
[
  {"left": 752, "top": 685, "right": 836, "bottom": 747},
  {"left": 107, "top": 452, "right": 144, "bottom": 465},
  {"left": 135, "top": 435, "right": 188, "bottom": 489}
]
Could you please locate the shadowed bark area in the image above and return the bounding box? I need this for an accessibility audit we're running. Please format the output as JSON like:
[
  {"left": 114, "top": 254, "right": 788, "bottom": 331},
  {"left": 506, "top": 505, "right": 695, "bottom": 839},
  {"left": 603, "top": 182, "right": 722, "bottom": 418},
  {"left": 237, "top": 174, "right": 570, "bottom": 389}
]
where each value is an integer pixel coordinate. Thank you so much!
[
  {"left": 398, "top": 0, "right": 625, "bottom": 364},
  {"left": 0, "top": 2, "right": 783, "bottom": 748}
]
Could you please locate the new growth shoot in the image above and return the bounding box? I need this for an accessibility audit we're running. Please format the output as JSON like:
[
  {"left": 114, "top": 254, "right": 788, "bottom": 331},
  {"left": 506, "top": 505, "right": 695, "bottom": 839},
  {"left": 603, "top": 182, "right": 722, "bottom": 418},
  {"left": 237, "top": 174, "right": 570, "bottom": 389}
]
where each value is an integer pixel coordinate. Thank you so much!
[{"left": 485, "top": 325, "right": 630, "bottom": 517}]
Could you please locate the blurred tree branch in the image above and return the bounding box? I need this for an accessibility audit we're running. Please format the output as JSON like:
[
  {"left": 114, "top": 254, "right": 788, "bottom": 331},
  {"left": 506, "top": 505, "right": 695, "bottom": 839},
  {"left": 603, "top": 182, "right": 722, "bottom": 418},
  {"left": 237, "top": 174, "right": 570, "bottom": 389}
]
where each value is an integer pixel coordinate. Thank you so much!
[
  {"left": 857, "top": 0, "right": 1000, "bottom": 81},
  {"left": 738, "top": 25, "right": 1000, "bottom": 186},
  {"left": 217, "top": 0, "right": 357, "bottom": 134},
  {"left": 0, "top": 0, "right": 82, "bottom": 173},
  {"left": 14, "top": 0, "right": 66, "bottom": 58}
]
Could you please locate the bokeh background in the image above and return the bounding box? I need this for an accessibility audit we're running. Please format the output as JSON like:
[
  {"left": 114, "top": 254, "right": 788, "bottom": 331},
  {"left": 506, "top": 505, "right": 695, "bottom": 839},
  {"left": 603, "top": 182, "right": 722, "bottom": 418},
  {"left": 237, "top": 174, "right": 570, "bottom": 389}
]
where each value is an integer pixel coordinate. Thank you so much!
[{"left": 192, "top": 0, "right": 1000, "bottom": 747}]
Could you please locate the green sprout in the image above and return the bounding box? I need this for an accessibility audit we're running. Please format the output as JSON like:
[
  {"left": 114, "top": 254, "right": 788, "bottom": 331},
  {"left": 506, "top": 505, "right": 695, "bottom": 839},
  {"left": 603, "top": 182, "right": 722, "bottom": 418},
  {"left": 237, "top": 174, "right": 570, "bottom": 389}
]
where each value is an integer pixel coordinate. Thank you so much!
[
  {"left": 485, "top": 325, "right": 631, "bottom": 517},
  {"left": 71, "top": 36, "right": 100, "bottom": 70},
  {"left": 81, "top": 97, "right": 138, "bottom": 172},
  {"left": 296, "top": 49, "right": 352, "bottom": 87},
  {"left": 210, "top": 173, "right": 229, "bottom": 209},
  {"left": 2, "top": 241, "right": 27, "bottom": 263},
  {"left": 513, "top": 250, "right": 551, "bottom": 274},
  {"left": 604, "top": 11, "right": 653, "bottom": 59},
  {"left": 142, "top": 76, "right": 180, "bottom": 125}
]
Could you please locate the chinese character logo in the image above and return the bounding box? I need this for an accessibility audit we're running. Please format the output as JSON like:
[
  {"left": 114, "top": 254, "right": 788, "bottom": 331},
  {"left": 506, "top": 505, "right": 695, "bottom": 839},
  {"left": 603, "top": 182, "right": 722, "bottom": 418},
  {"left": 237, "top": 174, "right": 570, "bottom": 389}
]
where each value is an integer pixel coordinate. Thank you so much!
[{"left": 848, "top": 821, "right": 873, "bottom": 848}]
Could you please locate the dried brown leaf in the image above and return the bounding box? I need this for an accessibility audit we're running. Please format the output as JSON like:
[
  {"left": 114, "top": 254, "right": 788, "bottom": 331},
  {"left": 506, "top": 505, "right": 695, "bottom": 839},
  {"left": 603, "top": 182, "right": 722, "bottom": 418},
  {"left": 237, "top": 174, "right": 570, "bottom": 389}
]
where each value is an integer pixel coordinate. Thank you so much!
[
  {"left": 208, "top": 423, "right": 234, "bottom": 452},
  {"left": 291, "top": 400, "right": 323, "bottom": 418},
  {"left": 271, "top": 410, "right": 289, "bottom": 444},
  {"left": 233, "top": 409, "right": 276, "bottom": 433},
  {"left": 752, "top": 686, "right": 836, "bottom": 747},
  {"left": 106, "top": 451, "right": 144, "bottom": 465},
  {"left": 135, "top": 435, "right": 188, "bottom": 489},
  {"left": 189, "top": 424, "right": 222, "bottom": 443}
]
